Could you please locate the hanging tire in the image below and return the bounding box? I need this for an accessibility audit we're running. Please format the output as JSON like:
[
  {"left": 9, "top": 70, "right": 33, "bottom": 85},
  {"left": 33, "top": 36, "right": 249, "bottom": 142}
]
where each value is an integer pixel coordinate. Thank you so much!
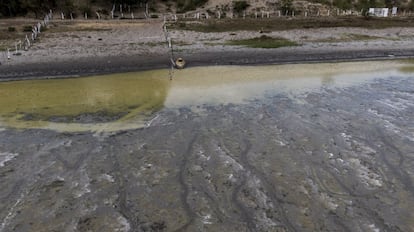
[{"left": 175, "top": 58, "right": 186, "bottom": 69}]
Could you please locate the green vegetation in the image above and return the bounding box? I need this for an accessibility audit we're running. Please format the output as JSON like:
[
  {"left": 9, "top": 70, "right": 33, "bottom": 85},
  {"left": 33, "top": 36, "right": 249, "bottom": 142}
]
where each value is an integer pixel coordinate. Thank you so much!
[
  {"left": 279, "top": 0, "right": 294, "bottom": 14},
  {"left": 1, "top": 0, "right": 413, "bottom": 19},
  {"left": 227, "top": 35, "right": 297, "bottom": 48},
  {"left": 176, "top": 0, "right": 209, "bottom": 13},
  {"left": 0, "top": 0, "right": 149, "bottom": 18},
  {"left": 346, "top": 33, "right": 380, "bottom": 40},
  {"left": 310, "top": 33, "right": 381, "bottom": 42},
  {"left": 23, "top": 25, "right": 33, "bottom": 32},
  {"left": 233, "top": 1, "right": 250, "bottom": 14},
  {"left": 409, "top": 0, "right": 414, "bottom": 10},
  {"left": 308, "top": 0, "right": 331, "bottom": 5},
  {"left": 332, "top": 0, "right": 353, "bottom": 9}
]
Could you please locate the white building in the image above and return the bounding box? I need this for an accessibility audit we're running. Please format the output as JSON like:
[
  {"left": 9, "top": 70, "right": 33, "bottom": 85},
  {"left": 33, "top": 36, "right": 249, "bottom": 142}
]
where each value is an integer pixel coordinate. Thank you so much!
[{"left": 368, "top": 8, "right": 389, "bottom": 17}]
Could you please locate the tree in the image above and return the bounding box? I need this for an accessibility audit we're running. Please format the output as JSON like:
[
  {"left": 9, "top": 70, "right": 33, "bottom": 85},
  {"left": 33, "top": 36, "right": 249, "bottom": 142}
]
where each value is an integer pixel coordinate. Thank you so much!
[
  {"left": 233, "top": 1, "right": 250, "bottom": 14},
  {"left": 0, "top": 0, "right": 25, "bottom": 17},
  {"left": 279, "top": 0, "right": 294, "bottom": 14},
  {"left": 332, "top": 0, "right": 353, "bottom": 9},
  {"left": 21, "top": 0, "right": 42, "bottom": 18},
  {"left": 56, "top": 0, "right": 76, "bottom": 15},
  {"left": 176, "top": 0, "right": 209, "bottom": 13}
]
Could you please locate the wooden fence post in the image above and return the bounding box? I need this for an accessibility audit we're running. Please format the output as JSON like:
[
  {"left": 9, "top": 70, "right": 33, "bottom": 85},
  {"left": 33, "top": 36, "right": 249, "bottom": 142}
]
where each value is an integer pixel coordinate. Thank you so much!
[
  {"left": 25, "top": 35, "right": 30, "bottom": 48},
  {"left": 111, "top": 4, "right": 115, "bottom": 19}
]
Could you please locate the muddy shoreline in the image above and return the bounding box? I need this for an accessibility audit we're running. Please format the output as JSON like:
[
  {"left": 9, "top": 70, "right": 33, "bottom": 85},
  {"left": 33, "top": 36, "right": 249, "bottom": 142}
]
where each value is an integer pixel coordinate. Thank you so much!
[
  {"left": 1, "top": 18, "right": 414, "bottom": 231},
  {"left": 1, "top": 69, "right": 413, "bottom": 231},
  {"left": 3, "top": 20, "right": 414, "bottom": 81},
  {"left": 2, "top": 48, "right": 414, "bottom": 81}
]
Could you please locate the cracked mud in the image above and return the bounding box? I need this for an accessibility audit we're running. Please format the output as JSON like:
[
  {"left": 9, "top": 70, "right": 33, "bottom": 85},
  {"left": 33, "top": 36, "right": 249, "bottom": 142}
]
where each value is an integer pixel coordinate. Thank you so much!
[{"left": 0, "top": 61, "right": 413, "bottom": 232}]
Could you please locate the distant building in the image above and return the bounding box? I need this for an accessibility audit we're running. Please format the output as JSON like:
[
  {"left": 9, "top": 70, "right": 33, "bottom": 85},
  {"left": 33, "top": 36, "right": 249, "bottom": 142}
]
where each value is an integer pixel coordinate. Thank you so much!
[
  {"left": 392, "top": 7, "right": 398, "bottom": 16},
  {"left": 368, "top": 8, "right": 389, "bottom": 17}
]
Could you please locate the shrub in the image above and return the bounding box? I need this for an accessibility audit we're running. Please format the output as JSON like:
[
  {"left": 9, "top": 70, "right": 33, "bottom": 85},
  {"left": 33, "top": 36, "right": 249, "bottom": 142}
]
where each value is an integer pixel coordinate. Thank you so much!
[
  {"left": 332, "top": 0, "right": 353, "bottom": 9},
  {"left": 279, "top": 0, "right": 294, "bottom": 14},
  {"left": 79, "top": 5, "right": 93, "bottom": 17},
  {"left": 177, "top": 0, "right": 209, "bottom": 12},
  {"left": 23, "top": 26, "right": 32, "bottom": 32},
  {"left": 233, "top": 1, "right": 250, "bottom": 14},
  {"left": 228, "top": 35, "right": 298, "bottom": 48}
]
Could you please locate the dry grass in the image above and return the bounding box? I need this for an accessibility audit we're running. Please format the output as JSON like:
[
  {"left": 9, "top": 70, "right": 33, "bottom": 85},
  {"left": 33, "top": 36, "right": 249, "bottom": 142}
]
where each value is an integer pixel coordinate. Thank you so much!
[
  {"left": 0, "top": 19, "right": 119, "bottom": 51},
  {"left": 170, "top": 17, "right": 414, "bottom": 32},
  {"left": 45, "top": 21, "right": 114, "bottom": 33},
  {"left": 0, "top": 20, "right": 143, "bottom": 41},
  {"left": 309, "top": 33, "right": 381, "bottom": 43},
  {"left": 0, "top": 19, "right": 39, "bottom": 41}
]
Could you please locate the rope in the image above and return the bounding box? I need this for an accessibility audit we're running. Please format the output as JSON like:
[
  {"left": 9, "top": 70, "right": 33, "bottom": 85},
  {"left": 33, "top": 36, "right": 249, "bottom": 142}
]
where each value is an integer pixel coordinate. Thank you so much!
[{"left": 163, "top": 23, "right": 175, "bottom": 80}]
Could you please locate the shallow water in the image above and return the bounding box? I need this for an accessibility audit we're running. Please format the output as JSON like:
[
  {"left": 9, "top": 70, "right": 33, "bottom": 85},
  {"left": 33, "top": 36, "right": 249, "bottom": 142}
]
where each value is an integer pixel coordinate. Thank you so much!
[
  {"left": 0, "top": 70, "right": 170, "bottom": 131},
  {"left": 0, "top": 60, "right": 413, "bottom": 232},
  {"left": 0, "top": 60, "right": 412, "bottom": 132}
]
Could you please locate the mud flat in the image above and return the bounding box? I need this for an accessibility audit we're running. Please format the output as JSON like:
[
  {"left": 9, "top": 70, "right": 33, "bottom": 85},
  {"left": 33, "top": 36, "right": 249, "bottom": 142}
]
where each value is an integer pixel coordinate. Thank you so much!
[
  {"left": 0, "top": 61, "right": 414, "bottom": 231},
  {"left": 2, "top": 20, "right": 414, "bottom": 80}
]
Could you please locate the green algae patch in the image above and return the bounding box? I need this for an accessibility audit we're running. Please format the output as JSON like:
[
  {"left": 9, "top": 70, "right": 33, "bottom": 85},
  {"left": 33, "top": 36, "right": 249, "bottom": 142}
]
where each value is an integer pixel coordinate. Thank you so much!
[
  {"left": 227, "top": 35, "right": 297, "bottom": 49},
  {"left": 399, "top": 66, "right": 414, "bottom": 73},
  {"left": 0, "top": 70, "right": 170, "bottom": 132},
  {"left": 398, "top": 60, "right": 414, "bottom": 73},
  {"left": 0, "top": 60, "right": 411, "bottom": 132}
]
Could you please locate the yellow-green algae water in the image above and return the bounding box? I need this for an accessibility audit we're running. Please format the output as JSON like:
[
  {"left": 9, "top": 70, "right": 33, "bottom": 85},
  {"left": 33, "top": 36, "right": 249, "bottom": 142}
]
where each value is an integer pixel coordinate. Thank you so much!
[
  {"left": 0, "top": 60, "right": 412, "bottom": 132},
  {"left": 0, "top": 69, "right": 170, "bottom": 132}
]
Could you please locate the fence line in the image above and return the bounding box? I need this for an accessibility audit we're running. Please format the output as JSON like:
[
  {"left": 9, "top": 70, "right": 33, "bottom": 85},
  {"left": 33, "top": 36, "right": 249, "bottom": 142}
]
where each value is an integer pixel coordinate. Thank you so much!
[
  {"left": 162, "top": 22, "right": 175, "bottom": 80},
  {"left": 2, "top": 11, "right": 52, "bottom": 65},
  {"left": 158, "top": 8, "right": 414, "bottom": 21},
  {"left": 2, "top": 6, "right": 413, "bottom": 66}
]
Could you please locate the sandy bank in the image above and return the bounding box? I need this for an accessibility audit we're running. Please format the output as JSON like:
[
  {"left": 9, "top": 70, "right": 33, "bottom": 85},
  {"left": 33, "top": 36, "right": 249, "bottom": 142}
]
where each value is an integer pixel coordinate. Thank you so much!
[{"left": 1, "top": 20, "right": 414, "bottom": 80}]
